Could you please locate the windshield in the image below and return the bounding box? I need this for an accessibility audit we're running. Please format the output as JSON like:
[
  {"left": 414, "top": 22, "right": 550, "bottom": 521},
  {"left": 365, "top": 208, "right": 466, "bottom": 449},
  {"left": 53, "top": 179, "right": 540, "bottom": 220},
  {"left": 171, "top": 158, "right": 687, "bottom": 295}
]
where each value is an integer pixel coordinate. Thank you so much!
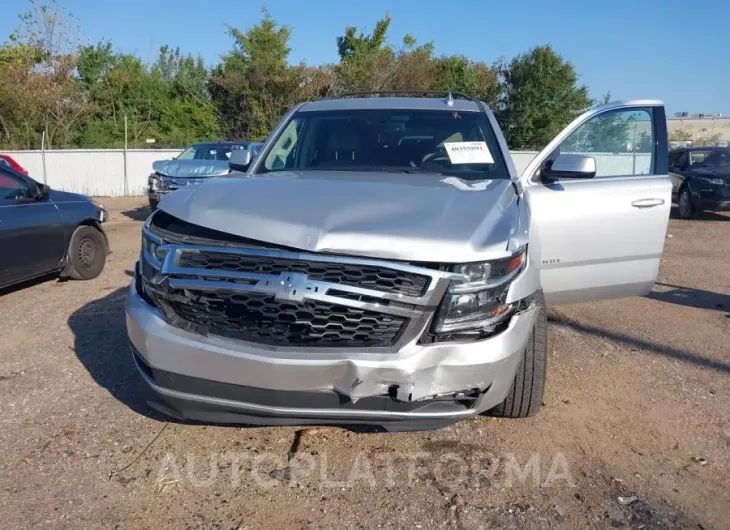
[
  {"left": 177, "top": 144, "right": 247, "bottom": 161},
  {"left": 257, "top": 109, "right": 509, "bottom": 180},
  {"left": 689, "top": 149, "right": 730, "bottom": 168}
]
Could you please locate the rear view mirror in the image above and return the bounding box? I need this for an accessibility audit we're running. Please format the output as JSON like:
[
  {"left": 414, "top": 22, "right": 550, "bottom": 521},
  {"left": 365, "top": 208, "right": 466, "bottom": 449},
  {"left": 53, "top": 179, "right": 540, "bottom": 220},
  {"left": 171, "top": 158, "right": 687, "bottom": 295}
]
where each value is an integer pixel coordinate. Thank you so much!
[
  {"left": 229, "top": 149, "right": 252, "bottom": 173},
  {"left": 541, "top": 154, "right": 596, "bottom": 180}
]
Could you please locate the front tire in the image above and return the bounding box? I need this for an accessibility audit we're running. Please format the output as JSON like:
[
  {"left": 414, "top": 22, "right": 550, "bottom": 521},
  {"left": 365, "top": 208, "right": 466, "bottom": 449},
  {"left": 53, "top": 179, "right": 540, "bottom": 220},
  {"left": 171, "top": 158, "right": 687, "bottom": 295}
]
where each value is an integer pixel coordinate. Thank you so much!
[
  {"left": 678, "top": 186, "right": 696, "bottom": 219},
  {"left": 149, "top": 198, "right": 159, "bottom": 211},
  {"left": 67, "top": 226, "right": 107, "bottom": 281},
  {"left": 490, "top": 290, "right": 547, "bottom": 418}
]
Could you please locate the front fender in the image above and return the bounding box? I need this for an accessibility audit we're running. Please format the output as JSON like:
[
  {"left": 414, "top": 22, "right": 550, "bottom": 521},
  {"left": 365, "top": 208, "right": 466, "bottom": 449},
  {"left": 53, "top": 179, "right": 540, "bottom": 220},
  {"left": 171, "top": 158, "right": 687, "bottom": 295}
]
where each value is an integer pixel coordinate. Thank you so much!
[{"left": 53, "top": 200, "right": 108, "bottom": 251}]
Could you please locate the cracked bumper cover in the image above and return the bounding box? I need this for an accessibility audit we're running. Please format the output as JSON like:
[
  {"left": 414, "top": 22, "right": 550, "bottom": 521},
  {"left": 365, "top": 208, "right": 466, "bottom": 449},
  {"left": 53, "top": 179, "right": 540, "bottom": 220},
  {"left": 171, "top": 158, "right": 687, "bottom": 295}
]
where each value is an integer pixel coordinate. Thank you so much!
[{"left": 126, "top": 283, "right": 539, "bottom": 426}]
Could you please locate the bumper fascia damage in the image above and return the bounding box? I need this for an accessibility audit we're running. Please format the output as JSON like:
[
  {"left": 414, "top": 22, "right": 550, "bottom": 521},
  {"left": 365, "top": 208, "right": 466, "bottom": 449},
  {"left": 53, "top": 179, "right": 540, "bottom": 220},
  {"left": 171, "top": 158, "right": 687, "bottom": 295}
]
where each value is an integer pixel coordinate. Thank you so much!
[{"left": 126, "top": 277, "right": 539, "bottom": 430}]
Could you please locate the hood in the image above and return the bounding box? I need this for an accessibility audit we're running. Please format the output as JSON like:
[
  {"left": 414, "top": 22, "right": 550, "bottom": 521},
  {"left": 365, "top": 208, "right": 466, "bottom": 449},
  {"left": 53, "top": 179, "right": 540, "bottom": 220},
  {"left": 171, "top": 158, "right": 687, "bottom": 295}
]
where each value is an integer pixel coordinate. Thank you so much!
[
  {"left": 153, "top": 159, "right": 230, "bottom": 178},
  {"left": 49, "top": 189, "right": 93, "bottom": 203},
  {"left": 159, "top": 171, "right": 521, "bottom": 263},
  {"left": 690, "top": 166, "right": 730, "bottom": 179}
]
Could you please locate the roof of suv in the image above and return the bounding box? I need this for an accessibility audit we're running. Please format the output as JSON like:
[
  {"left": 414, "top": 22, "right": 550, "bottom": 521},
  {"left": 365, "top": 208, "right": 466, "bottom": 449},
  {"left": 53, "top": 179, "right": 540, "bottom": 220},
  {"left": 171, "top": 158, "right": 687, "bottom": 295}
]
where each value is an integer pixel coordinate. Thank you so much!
[
  {"left": 191, "top": 141, "right": 249, "bottom": 147},
  {"left": 299, "top": 97, "right": 484, "bottom": 113}
]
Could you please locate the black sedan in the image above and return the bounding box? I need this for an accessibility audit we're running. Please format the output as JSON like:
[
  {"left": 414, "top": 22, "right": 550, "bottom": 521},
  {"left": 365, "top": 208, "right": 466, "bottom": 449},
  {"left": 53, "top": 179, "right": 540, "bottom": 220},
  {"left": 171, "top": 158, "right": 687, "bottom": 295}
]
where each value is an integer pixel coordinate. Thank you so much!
[
  {"left": 669, "top": 147, "right": 730, "bottom": 218},
  {"left": 0, "top": 164, "right": 109, "bottom": 290}
]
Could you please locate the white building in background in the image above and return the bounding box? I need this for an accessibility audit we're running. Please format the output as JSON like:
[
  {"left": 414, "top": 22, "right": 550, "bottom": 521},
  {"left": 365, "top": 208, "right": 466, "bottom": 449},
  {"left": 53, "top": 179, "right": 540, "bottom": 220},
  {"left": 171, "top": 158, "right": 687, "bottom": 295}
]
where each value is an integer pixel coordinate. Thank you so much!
[{"left": 667, "top": 113, "right": 730, "bottom": 147}]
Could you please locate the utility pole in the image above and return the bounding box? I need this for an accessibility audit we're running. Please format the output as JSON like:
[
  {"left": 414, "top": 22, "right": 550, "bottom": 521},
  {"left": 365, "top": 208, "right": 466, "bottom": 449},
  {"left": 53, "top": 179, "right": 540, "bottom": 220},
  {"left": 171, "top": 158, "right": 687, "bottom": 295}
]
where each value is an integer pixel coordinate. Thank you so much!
[
  {"left": 41, "top": 129, "right": 48, "bottom": 185},
  {"left": 123, "top": 114, "right": 128, "bottom": 196}
]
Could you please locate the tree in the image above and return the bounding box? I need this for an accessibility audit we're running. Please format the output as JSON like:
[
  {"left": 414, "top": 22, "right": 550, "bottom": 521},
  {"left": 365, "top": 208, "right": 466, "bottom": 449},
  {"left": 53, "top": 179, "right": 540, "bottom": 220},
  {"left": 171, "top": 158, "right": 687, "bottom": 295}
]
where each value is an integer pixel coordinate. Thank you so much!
[
  {"left": 336, "top": 14, "right": 392, "bottom": 60},
  {"left": 334, "top": 15, "right": 397, "bottom": 92},
  {"left": 669, "top": 128, "right": 693, "bottom": 142},
  {"left": 0, "top": 41, "right": 45, "bottom": 147},
  {"left": 694, "top": 128, "right": 721, "bottom": 146},
  {"left": 497, "top": 45, "right": 592, "bottom": 149},
  {"left": 10, "top": 0, "right": 91, "bottom": 147},
  {"left": 430, "top": 55, "right": 499, "bottom": 108},
  {"left": 333, "top": 14, "right": 500, "bottom": 104},
  {"left": 0, "top": 5, "right": 633, "bottom": 151},
  {"left": 210, "top": 10, "right": 312, "bottom": 141},
  {"left": 74, "top": 42, "right": 220, "bottom": 147}
]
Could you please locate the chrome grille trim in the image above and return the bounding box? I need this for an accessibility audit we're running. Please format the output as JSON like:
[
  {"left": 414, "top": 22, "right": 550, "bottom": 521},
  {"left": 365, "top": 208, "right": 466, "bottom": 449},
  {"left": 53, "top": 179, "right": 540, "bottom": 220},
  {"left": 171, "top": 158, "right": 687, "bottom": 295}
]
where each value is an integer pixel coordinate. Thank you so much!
[
  {"left": 159, "top": 244, "right": 450, "bottom": 308},
  {"left": 141, "top": 228, "right": 456, "bottom": 352},
  {"left": 167, "top": 278, "right": 420, "bottom": 319}
]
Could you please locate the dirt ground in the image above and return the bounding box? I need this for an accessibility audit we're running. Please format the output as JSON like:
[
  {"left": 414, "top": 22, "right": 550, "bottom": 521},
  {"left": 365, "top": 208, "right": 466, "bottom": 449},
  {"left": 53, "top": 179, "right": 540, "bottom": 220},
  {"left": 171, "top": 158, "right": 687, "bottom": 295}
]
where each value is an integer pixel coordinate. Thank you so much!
[{"left": 0, "top": 197, "right": 728, "bottom": 530}]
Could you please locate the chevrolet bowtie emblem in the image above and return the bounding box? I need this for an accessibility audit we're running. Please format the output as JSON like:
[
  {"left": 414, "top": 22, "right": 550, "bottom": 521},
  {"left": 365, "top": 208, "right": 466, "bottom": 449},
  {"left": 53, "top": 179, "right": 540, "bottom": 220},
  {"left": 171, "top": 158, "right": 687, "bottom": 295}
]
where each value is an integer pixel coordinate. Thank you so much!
[{"left": 270, "top": 272, "right": 317, "bottom": 302}]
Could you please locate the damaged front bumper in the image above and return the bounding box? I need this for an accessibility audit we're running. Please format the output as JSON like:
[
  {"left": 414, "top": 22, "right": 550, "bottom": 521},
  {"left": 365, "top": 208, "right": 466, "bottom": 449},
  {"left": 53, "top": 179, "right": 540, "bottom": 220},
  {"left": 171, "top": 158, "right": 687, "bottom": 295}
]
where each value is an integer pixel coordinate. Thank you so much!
[{"left": 126, "top": 283, "right": 539, "bottom": 430}]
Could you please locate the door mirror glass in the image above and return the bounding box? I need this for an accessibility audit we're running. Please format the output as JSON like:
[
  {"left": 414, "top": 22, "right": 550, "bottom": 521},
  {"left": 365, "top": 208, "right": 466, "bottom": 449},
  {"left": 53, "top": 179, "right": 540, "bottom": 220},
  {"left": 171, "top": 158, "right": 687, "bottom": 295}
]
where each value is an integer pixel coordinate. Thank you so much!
[
  {"left": 228, "top": 149, "right": 252, "bottom": 172},
  {"left": 542, "top": 154, "right": 596, "bottom": 180}
]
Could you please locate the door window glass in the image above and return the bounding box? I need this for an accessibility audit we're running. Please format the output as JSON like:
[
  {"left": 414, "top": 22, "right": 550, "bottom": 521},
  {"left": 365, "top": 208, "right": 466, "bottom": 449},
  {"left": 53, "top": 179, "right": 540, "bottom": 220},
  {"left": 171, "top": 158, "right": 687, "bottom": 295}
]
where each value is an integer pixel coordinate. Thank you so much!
[
  {"left": 687, "top": 149, "right": 730, "bottom": 167},
  {"left": 558, "top": 108, "right": 654, "bottom": 177},
  {"left": 264, "top": 118, "right": 303, "bottom": 170},
  {"left": 0, "top": 169, "right": 31, "bottom": 200}
]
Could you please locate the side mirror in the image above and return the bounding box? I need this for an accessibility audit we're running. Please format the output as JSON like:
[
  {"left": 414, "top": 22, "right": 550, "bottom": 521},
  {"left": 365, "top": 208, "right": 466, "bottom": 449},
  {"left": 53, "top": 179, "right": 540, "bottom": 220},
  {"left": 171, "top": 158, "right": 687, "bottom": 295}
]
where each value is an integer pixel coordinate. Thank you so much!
[
  {"left": 541, "top": 154, "right": 596, "bottom": 180},
  {"left": 35, "top": 182, "right": 51, "bottom": 199},
  {"left": 229, "top": 149, "right": 252, "bottom": 173}
]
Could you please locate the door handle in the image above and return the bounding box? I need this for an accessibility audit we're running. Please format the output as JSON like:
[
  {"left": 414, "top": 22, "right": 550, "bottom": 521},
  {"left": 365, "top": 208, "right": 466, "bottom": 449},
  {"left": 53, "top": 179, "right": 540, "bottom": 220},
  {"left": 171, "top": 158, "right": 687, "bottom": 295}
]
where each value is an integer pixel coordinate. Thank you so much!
[{"left": 631, "top": 198, "right": 665, "bottom": 208}]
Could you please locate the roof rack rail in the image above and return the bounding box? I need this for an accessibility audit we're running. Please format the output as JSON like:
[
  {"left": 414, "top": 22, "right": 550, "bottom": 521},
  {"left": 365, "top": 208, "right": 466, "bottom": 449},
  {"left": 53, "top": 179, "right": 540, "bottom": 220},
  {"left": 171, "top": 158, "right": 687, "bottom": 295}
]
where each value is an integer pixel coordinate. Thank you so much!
[
  {"left": 329, "top": 90, "right": 487, "bottom": 117},
  {"left": 332, "top": 90, "right": 477, "bottom": 102}
]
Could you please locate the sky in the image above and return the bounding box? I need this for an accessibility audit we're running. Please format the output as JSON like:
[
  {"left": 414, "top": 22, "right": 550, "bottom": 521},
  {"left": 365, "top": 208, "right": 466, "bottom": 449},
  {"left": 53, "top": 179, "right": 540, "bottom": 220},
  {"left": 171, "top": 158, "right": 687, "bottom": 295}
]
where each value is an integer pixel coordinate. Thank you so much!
[{"left": 1, "top": 0, "right": 728, "bottom": 115}]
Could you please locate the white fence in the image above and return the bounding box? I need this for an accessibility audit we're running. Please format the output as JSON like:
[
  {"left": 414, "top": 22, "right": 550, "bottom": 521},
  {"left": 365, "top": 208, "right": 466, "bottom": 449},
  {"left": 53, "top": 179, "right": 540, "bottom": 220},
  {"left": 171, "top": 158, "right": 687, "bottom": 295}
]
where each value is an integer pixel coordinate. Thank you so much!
[
  {"left": 5, "top": 149, "right": 182, "bottom": 197},
  {"left": 2, "top": 149, "right": 650, "bottom": 197}
]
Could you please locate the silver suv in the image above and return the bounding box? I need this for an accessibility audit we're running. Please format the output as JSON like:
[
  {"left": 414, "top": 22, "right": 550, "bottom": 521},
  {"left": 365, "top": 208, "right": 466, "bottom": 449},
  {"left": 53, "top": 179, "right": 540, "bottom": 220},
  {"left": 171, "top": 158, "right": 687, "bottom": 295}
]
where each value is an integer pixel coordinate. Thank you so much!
[{"left": 127, "top": 92, "right": 671, "bottom": 431}]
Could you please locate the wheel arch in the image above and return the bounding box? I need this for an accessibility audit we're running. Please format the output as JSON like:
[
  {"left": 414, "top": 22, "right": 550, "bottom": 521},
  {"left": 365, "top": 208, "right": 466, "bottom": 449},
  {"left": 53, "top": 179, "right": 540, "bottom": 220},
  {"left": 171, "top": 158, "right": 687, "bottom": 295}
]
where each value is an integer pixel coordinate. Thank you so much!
[{"left": 678, "top": 178, "right": 693, "bottom": 194}]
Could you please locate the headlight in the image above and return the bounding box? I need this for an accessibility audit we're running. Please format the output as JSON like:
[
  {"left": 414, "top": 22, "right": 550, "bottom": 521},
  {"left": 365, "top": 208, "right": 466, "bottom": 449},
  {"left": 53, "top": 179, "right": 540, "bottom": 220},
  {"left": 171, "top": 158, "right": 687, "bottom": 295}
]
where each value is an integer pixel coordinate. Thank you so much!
[
  {"left": 142, "top": 228, "right": 169, "bottom": 268},
  {"left": 433, "top": 249, "right": 525, "bottom": 334},
  {"left": 149, "top": 173, "right": 160, "bottom": 191},
  {"left": 696, "top": 176, "right": 723, "bottom": 185}
]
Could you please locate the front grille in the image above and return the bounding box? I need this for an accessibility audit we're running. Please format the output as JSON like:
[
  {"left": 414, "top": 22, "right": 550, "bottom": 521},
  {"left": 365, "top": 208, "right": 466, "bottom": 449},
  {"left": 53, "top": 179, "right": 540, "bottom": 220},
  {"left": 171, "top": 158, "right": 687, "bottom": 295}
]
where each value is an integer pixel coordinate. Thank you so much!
[
  {"left": 162, "top": 288, "right": 407, "bottom": 348},
  {"left": 178, "top": 250, "right": 430, "bottom": 298},
  {"left": 161, "top": 177, "right": 206, "bottom": 190}
]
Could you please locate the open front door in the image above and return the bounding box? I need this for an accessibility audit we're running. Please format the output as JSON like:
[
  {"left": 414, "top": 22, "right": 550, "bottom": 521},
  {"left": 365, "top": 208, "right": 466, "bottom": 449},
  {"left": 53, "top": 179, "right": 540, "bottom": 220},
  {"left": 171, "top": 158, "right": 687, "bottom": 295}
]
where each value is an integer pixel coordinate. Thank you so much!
[{"left": 521, "top": 100, "right": 671, "bottom": 306}]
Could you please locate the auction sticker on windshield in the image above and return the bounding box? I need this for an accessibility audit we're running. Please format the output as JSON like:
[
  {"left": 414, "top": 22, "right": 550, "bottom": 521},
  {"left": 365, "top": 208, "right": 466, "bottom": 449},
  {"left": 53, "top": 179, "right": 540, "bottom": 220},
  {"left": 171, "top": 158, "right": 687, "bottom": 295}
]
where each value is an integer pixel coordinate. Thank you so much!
[{"left": 444, "top": 141, "right": 494, "bottom": 164}]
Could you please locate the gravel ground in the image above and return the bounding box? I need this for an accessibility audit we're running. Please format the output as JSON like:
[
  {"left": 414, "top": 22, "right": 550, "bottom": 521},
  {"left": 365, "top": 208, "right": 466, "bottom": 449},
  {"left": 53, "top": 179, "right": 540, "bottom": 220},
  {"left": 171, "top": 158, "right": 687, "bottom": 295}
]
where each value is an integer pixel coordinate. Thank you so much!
[{"left": 0, "top": 197, "right": 728, "bottom": 530}]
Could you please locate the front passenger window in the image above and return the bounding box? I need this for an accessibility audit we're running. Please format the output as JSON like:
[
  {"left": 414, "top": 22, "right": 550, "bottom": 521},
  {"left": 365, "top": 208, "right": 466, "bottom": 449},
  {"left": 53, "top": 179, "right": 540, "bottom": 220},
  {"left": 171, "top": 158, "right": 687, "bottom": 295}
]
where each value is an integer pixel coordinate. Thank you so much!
[
  {"left": 0, "top": 170, "right": 32, "bottom": 201},
  {"left": 559, "top": 108, "right": 654, "bottom": 177}
]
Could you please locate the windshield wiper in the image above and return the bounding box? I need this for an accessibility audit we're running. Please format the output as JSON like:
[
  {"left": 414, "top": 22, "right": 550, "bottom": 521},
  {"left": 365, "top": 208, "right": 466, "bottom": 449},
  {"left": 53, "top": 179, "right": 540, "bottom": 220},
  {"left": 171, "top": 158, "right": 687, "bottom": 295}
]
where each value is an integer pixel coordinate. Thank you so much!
[{"left": 356, "top": 165, "right": 446, "bottom": 175}]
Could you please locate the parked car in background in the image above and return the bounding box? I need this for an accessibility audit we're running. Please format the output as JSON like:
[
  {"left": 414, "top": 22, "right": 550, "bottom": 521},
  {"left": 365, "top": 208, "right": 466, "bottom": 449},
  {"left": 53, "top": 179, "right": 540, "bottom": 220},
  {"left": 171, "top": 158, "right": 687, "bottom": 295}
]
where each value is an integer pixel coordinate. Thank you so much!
[
  {"left": 0, "top": 164, "right": 108, "bottom": 290},
  {"left": 0, "top": 154, "right": 29, "bottom": 175},
  {"left": 669, "top": 147, "right": 730, "bottom": 218},
  {"left": 147, "top": 141, "right": 250, "bottom": 210},
  {"left": 247, "top": 142, "right": 264, "bottom": 157},
  {"left": 128, "top": 93, "right": 670, "bottom": 431}
]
